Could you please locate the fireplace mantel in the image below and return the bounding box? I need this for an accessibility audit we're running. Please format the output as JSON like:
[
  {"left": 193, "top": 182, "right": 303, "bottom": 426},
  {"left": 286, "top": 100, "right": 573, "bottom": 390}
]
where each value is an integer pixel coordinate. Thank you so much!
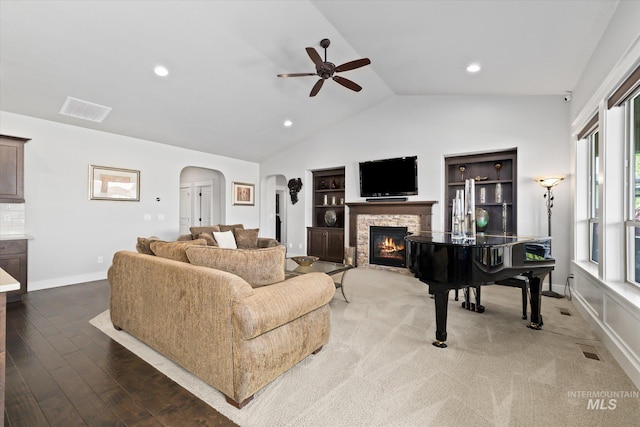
[{"left": 346, "top": 201, "right": 437, "bottom": 249}]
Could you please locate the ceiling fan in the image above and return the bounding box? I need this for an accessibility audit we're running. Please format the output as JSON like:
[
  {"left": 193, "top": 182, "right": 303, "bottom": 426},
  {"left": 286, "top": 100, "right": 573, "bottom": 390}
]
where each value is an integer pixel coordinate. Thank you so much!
[{"left": 277, "top": 38, "right": 371, "bottom": 97}]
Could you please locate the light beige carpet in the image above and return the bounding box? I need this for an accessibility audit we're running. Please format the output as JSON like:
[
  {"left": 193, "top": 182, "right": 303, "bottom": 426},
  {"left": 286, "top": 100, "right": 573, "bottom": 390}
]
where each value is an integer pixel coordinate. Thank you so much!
[{"left": 90, "top": 268, "right": 640, "bottom": 426}]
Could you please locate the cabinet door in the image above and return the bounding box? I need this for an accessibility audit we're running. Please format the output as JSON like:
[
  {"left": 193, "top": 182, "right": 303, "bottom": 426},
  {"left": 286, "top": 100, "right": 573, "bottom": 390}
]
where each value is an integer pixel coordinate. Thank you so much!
[
  {"left": 325, "top": 230, "right": 345, "bottom": 263},
  {"left": 307, "top": 228, "right": 326, "bottom": 258},
  {"left": 0, "top": 136, "right": 27, "bottom": 203}
]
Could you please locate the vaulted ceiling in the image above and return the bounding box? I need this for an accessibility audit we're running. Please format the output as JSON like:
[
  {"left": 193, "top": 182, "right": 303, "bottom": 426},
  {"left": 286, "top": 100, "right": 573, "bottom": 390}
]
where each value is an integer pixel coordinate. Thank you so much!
[{"left": 0, "top": 1, "right": 619, "bottom": 162}]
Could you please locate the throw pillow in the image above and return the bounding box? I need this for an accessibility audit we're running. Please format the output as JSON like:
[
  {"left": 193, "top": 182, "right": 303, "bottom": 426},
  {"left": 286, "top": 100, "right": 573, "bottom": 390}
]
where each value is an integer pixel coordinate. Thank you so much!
[
  {"left": 186, "top": 245, "right": 286, "bottom": 288},
  {"left": 136, "top": 236, "right": 160, "bottom": 255},
  {"left": 198, "top": 232, "right": 217, "bottom": 246},
  {"left": 219, "top": 223, "right": 244, "bottom": 232},
  {"left": 190, "top": 225, "right": 220, "bottom": 239},
  {"left": 150, "top": 239, "right": 207, "bottom": 262},
  {"left": 212, "top": 230, "right": 237, "bottom": 249},
  {"left": 233, "top": 228, "right": 259, "bottom": 249}
]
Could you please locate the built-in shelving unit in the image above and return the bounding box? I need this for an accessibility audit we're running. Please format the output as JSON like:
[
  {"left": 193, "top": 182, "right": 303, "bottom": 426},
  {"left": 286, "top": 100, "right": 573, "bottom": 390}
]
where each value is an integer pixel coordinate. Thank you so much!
[
  {"left": 307, "top": 167, "right": 345, "bottom": 263},
  {"left": 444, "top": 149, "right": 517, "bottom": 235}
]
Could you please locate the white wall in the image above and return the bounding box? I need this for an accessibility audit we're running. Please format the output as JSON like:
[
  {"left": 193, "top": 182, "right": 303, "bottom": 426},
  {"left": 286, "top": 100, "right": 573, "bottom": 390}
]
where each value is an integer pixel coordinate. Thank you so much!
[
  {"left": 0, "top": 111, "right": 260, "bottom": 290},
  {"left": 261, "top": 95, "right": 571, "bottom": 285},
  {"left": 568, "top": 0, "right": 640, "bottom": 388}
]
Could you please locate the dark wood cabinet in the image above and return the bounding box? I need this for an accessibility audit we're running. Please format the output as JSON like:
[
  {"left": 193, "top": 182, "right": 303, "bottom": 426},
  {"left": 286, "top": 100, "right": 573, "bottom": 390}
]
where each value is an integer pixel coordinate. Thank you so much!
[
  {"left": 307, "top": 227, "right": 345, "bottom": 263},
  {"left": 307, "top": 167, "right": 345, "bottom": 262},
  {"left": 0, "top": 135, "right": 29, "bottom": 203},
  {"left": 0, "top": 239, "right": 28, "bottom": 303},
  {"left": 444, "top": 149, "right": 517, "bottom": 236}
]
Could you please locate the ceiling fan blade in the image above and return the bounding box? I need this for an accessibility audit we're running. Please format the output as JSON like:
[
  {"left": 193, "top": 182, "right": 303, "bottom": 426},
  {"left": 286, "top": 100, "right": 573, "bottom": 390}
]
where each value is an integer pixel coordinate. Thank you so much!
[
  {"left": 310, "top": 79, "right": 324, "bottom": 97},
  {"left": 333, "top": 75, "right": 362, "bottom": 92},
  {"left": 277, "top": 73, "right": 317, "bottom": 77},
  {"left": 335, "top": 58, "right": 371, "bottom": 73},
  {"left": 306, "top": 47, "right": 324, "bottom": 67}
]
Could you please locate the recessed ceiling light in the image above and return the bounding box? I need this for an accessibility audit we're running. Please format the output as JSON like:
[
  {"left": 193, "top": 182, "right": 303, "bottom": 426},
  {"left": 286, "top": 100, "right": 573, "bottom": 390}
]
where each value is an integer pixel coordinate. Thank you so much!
[
  {"left": 154, "top": 65, "right": 169, "bottom": 77},
  {"left": 466, "top": 63, "right": 481, "bottom": 73},
  {"left": 283, "top": 120, "right": 293, "bottom": 127}
]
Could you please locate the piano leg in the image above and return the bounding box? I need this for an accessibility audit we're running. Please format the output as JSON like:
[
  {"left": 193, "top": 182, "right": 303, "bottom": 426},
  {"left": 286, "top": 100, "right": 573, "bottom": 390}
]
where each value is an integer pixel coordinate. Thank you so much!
[
  {"left": 433, "top": 290, "right": 449, "bottom": 348},
  {"left": 528, "top": 276, "right": 544, "bottom": 330}
]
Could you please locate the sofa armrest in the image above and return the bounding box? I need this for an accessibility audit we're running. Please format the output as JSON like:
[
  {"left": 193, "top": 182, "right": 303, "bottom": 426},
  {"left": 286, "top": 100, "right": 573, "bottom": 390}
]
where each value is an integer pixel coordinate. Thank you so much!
[
  {"left": 257, "top": 237, "right": 279, "bottom": 248},
  {"left": 233, "top": 272, "right": 335, "bottom": 340},
  {"left": 176, "top": 234, "right": 193, "bottom": 241}
]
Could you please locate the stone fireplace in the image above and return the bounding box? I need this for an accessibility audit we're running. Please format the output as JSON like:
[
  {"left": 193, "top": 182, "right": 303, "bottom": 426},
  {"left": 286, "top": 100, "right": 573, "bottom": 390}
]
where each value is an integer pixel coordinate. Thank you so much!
[{"left": 347, "top": 201, "right": 436, "bottom": 270}]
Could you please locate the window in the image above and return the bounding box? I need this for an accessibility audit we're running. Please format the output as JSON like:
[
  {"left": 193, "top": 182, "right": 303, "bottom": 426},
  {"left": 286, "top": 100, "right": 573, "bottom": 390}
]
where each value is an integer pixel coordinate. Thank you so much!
[
  {"left": 626, "top": 91, "right": 640, "bottom": 285},
  {"left": 588, "top": 130, "right": 599, "bottom": 264}
]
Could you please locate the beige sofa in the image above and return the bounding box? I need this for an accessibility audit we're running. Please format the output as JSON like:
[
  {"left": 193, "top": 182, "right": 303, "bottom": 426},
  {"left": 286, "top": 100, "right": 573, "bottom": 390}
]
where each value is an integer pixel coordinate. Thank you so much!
[
  {"left": 108, "top": 244, "right": 335, "bottom": 408},
  {"left": 177, "top": 224, "right": 279, "bottom": 249}
]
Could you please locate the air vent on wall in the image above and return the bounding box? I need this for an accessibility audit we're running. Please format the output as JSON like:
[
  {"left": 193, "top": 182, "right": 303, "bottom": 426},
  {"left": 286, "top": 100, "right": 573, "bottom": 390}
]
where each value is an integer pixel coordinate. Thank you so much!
[{"left": 59, "top": 96, "right": 112, "bottom": 123}]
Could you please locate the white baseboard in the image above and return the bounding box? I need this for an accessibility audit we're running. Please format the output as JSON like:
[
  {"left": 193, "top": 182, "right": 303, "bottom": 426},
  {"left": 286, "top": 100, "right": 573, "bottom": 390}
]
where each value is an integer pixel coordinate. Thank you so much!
[{"left": 28, "top": 271, "right": 108, "bottom": 292}]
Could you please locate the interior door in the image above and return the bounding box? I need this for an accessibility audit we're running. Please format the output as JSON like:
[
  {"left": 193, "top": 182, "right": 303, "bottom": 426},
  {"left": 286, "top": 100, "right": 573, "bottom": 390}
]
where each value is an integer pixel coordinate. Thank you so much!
[
  {"left": 179, "top": 186, "right": 192, "bottom": 235},
  {"left": 199, "top": 185, "right": 213, "bottom": 226}
]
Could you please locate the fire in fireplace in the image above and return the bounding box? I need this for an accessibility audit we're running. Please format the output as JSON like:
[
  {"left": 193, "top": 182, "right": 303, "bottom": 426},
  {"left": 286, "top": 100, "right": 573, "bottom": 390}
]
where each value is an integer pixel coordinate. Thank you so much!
[{"left": 369, "top": 226, "right": 408, "bottom": 267}]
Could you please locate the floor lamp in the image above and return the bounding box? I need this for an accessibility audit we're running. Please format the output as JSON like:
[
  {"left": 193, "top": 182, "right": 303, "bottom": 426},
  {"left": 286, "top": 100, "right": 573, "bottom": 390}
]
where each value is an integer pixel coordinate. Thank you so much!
[{"left": 534, "top": 176, "right": 565, "bottom": 298}]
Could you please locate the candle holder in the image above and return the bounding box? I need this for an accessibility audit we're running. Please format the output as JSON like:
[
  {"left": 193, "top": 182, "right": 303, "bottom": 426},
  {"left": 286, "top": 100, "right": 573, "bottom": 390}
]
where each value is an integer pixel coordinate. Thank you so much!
[{"left": 458, "top": 165, "right": 466, "bottom": 181}]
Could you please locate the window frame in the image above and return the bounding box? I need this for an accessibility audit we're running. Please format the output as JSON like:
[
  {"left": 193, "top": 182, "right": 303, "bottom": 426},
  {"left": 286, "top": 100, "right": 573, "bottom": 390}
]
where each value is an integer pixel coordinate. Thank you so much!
[
  {"left": 625, "top": 89, "right": 640, "bottom": 286},
  {"left": 588, "top": 129, "right": 600, "bottom": 264}
]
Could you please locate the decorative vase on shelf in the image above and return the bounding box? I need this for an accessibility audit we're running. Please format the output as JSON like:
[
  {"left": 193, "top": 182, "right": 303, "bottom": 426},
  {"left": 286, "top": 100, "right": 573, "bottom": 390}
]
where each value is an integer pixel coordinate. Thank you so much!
[
  {"left": 324, "top": 209, "right": 337, "bottom": 227},
  {"left": 475, "top": 208, "right": 489, "bottom": 232},
  {"left": 495, "top": 182, "right": 503, "bottom": 203}
]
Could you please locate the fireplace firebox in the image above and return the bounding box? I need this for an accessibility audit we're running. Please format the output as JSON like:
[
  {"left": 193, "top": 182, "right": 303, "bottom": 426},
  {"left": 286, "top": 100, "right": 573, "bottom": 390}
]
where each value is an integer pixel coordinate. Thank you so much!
[{"left": 369, "top": 226, "right": 408, "bottom": 267}]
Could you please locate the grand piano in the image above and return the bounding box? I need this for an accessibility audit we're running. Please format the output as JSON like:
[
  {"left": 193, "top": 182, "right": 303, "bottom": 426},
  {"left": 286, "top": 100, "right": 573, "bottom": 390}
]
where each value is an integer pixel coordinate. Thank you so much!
[{"left": 406, "top": 231, "right": 555, "bottom": 348}]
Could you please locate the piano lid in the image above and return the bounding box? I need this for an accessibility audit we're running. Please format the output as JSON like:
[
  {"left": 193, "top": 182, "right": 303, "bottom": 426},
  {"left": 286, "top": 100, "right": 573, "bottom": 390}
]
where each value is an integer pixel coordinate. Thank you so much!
[{"left": 406, "top": 231, "right": 551, "bottom": 248}]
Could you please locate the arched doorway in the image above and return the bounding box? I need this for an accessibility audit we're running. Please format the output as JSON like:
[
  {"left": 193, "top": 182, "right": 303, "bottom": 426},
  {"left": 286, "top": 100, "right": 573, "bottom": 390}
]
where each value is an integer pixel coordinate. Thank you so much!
[{"left": 179, "top": 167, "right": 224, "bottom": 235}]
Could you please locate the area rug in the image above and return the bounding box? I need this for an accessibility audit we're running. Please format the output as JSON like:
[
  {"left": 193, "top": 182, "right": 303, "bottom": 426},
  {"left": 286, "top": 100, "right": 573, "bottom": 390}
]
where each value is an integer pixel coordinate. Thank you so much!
[{"left": 90, "top": 268, "right": 639, "bottom": 426}]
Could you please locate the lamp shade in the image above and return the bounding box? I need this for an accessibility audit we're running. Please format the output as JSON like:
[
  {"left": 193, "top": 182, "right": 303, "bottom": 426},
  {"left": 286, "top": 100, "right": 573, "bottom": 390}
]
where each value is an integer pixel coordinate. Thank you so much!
[{"left": 534, "top": 175, "right": 565, "bottom": 189}]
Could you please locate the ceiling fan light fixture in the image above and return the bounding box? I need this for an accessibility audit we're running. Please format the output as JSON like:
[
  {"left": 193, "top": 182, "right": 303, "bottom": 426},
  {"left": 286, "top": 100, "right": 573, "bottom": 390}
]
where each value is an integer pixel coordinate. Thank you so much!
[{"left": 466, "top": 63, "right": 481, "bottom": 73}]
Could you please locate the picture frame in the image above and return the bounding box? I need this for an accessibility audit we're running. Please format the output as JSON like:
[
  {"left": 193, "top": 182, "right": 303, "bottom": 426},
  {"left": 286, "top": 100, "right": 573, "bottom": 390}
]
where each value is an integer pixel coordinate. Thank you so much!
[
  {"left": 232, "top": 182, "right": 255, "bottom": 206},
  {"left": 89, "top": 165, "right": 140, "bottom": 201}
]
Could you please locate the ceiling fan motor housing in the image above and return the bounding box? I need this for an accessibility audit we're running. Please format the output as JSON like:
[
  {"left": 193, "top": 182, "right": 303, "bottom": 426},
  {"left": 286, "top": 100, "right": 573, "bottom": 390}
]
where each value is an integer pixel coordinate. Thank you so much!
[{"left": 317, "top": 62, "right": 335, "bottom": 79}]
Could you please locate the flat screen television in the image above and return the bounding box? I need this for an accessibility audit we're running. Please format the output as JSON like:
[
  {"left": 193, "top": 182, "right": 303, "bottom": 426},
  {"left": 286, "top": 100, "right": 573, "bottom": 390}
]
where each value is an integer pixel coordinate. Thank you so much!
[{"left": 359, "top": 156, "right": 418, "bottom": 198}]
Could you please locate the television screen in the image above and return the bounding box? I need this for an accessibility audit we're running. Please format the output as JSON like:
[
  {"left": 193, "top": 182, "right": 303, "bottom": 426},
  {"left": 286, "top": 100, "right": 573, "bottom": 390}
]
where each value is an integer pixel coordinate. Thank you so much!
[{"left": 359, "top": 156, "right": 418, "bottom": 198}]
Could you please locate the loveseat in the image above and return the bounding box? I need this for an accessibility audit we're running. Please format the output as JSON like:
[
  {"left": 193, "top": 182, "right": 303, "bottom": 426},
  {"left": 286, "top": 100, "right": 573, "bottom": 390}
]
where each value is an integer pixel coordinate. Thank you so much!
[{"left": 108, "top": 241, "right": 335, "bottom": 408}]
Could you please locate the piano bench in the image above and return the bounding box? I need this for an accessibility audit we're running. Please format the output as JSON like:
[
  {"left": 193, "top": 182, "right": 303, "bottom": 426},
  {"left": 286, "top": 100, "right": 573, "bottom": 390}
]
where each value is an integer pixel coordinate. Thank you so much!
[{"left": 495, "top": 275, "right": 530, "bottom": 320}]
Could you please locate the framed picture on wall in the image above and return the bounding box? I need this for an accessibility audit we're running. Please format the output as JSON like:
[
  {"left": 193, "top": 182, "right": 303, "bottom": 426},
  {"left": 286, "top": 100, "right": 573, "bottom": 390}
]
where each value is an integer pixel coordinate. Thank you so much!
[
  {"left": 89, "top": 165, "right": 140, "bottom": 201},
  {"left": 232, "top": 182, "right": 255, "bottom": 206}
]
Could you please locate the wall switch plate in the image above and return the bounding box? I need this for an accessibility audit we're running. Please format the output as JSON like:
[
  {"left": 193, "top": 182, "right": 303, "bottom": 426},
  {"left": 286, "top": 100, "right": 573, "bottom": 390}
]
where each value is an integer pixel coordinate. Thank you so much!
[{"left": 97, "top": 256, "right": 104, "bottom": 264}]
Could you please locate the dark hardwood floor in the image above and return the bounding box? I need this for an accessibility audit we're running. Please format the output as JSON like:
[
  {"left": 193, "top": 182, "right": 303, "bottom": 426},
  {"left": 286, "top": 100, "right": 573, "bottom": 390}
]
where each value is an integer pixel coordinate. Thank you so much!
[{"left": 4, "top": 280, "right": 238, "bottom": 427}]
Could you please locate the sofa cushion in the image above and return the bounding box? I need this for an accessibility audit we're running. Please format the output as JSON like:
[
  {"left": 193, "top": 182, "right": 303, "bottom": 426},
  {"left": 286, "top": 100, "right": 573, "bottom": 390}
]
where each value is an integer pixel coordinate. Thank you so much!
[
  {"left": 150, "top": 239, "right": 207, "bottom": 262},
  {"left": 189, "top": 225, "right": 221, "bottom": 239},
  {"left": 212, "top": 230, "right": 237, "bottom": 249},
  {"left": 233, "top": 228, "right": 259, "bottom": 249},
  {"left": 136, "top": 236, "right": 160, "bottom": 255},
  {"left": 198, "top": 232, "right": 218, "bottom": 246},
  {"left": 219, "top": 224, "right": 244, "bottom": 232},
  {"left": 186, "top": 245, "right": 286, "bottom": 287}
]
